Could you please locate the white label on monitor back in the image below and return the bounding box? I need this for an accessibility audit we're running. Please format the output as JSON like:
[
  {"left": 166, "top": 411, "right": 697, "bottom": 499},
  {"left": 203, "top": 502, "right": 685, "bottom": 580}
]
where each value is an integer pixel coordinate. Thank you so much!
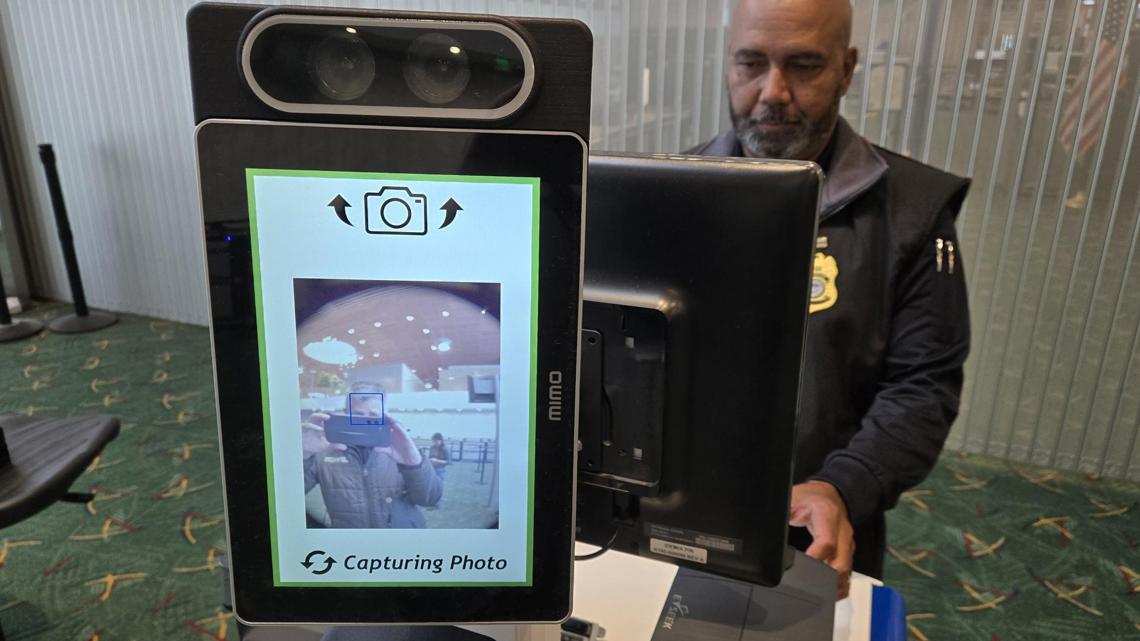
[{"left": 650, "top": 538, "right": 708, "bottom": 564}]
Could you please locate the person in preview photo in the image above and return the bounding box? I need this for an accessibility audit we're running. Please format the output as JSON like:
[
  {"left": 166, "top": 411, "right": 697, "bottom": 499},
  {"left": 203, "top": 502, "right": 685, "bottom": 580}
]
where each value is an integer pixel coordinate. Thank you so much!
[
  {"left": 302, "top": 381, "right": 443, "bottom": 528},
  {"left": 429, "top": 432, "right": 450, "bottom": 482}
]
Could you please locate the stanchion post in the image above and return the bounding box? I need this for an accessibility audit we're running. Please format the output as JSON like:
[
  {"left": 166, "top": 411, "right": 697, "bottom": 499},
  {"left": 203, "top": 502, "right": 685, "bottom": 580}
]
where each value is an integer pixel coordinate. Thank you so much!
[{"left": 37, "top": 144, "right": 117, "bottom": 334}]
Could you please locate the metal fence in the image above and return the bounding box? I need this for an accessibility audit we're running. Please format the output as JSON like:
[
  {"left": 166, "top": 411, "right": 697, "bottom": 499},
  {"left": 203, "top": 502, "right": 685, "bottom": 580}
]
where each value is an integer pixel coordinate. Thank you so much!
[{"left": 2, "top": 0, "right": 1138, "bottom": 476}]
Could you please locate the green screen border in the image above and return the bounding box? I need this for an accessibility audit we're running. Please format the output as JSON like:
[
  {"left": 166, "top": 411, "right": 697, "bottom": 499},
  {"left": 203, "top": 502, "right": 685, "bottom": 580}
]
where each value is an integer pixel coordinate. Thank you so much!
[{"left": 245, "top": 168, "right": 540, "bottom": 588}]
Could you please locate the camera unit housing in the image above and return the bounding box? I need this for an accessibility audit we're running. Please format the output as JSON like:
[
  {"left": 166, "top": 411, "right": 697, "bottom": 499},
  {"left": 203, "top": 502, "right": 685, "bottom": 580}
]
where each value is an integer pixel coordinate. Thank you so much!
[{"left": 188, "top": 2, "right": 591, "bottom": 137}]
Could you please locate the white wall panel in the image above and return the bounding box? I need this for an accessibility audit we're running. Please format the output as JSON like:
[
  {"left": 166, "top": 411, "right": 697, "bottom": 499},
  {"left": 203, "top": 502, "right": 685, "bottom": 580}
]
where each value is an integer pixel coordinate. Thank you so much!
[{"left": 0, "top": 0, "right": 735, "bottom": 324}]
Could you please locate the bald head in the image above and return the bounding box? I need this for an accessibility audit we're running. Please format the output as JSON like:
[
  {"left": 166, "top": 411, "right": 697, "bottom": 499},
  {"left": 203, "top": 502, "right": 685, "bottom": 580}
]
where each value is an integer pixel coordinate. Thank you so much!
[
  {"left": 731, "top": 0, "right": 853, "bottom": 54},
  {"left": 726, "top": 0, "right": 857, "bottom": 160}
]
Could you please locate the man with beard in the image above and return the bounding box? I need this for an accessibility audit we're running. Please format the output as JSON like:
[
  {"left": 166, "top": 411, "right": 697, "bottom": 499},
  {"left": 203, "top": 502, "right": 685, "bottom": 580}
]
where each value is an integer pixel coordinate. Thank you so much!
[{"left": 689, "top": 0, "right": 971, "bottom": 598}]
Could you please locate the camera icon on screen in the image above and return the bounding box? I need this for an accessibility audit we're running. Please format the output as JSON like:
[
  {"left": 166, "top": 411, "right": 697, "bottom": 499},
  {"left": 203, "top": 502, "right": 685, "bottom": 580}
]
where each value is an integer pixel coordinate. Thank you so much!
[{"left": 364, "top": 186, "right": 428, "bottom": 235}]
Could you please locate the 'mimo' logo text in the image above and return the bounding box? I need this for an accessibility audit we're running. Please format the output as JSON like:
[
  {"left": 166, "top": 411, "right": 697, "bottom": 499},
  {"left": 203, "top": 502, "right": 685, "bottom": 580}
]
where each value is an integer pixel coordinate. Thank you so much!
[{"left": 548, "top": 371, "right": 563, "bottom": 421}]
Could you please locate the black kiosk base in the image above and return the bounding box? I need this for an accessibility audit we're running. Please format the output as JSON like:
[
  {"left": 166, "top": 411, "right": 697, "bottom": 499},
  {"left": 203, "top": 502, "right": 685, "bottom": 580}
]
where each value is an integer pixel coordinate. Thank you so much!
[{"left": 648, "top": 549, "right": 835, "bottom": 641}]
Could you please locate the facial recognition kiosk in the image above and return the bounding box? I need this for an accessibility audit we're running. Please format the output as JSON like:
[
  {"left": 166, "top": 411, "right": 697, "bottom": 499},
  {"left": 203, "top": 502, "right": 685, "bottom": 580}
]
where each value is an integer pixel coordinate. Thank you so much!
[
  {"left": 190, "top": 3, "right": 590, "bottom": 626},
  {"left": 191, "top": 3, "right": 836, "bottom": 638}
]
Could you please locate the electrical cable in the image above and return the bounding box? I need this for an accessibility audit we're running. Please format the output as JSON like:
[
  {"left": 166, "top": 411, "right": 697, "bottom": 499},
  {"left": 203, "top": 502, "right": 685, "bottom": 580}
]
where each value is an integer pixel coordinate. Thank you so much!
[{"left": 574, "top": 528, "right": 620, "bottom": 561}]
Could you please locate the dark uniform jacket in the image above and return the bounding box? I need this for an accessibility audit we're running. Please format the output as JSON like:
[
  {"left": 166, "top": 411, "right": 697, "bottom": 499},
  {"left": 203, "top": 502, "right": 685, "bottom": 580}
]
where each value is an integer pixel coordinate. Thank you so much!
[
  {"left": 305, "top": 445, "right": 442, "bottom": 529},
  {"left": 690, "top": 118, "right": 971, "bottom": 577}
]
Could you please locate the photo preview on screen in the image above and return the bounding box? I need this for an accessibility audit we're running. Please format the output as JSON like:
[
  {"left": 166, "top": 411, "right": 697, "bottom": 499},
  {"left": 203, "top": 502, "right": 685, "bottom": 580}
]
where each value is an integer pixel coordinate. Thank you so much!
[{"left": 248, "top": 169, "right": 538, "bottom": 586}]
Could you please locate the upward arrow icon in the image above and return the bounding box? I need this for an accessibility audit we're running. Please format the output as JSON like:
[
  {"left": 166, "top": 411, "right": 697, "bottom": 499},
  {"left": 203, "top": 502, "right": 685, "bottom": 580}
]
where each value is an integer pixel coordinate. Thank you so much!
[
  {"left": 328, "top": 195, "right": 352, "bottom": 226},
  {"left": 440, "top": 198, "right": 463, "bottom": 229}
]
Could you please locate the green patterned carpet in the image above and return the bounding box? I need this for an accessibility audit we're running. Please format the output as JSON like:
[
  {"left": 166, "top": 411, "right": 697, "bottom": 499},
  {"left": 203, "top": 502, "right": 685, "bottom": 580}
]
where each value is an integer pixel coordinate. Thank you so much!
[
  {"left": 4, "top": 302, "right": 1140, "bottom": 640},
  {"left": 884, "top": 454, "right": 1140, "bottom": 641},
  {"left": 0, "top": 303, "right": 229, "bottom": 641}
]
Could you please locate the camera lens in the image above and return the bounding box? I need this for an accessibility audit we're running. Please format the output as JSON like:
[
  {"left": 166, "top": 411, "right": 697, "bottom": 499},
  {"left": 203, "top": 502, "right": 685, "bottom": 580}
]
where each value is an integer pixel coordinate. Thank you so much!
[
  {"left": 403, "top": 33, "right": 471, "bottom": 105},
  {"left": 308, "top": 30, "right": 376, "bottom": 101},
  {"left": 246, "top": 17, "right": 533, "bottom": 117},
  {"left": 380, "top": 198, "right": 413, "bottom": 229}
]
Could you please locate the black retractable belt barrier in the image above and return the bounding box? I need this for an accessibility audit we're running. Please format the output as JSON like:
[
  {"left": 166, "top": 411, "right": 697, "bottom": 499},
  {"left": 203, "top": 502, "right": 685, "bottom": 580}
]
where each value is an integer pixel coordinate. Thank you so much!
[
  {"left": 0, "top": 260, "right": 42, "bottom": 343},
  {"left": 37, "top": 144, "right": 117, "bottom": 333}
]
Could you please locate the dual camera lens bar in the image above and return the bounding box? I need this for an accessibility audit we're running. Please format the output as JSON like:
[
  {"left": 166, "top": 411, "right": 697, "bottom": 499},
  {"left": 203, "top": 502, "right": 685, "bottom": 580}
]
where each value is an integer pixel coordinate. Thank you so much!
[{"left": 242, "top": 14, "right": 536, "bottom": 121}]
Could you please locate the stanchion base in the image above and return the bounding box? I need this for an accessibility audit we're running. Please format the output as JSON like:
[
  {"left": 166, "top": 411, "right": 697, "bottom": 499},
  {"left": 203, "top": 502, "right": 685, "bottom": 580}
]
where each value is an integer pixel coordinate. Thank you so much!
[
  {"left": 0, "top": 318, "right": 44, "bottom": 343},
  {"left": 48, "top": 311, "right": 117, "bottom": 334}
]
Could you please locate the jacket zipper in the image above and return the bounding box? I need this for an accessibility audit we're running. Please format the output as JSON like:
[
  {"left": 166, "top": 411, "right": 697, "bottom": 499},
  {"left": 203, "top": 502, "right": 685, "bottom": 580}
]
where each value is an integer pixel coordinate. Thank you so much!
[{"left": 935, "top": 238, "right": 944, "bottom": 272}]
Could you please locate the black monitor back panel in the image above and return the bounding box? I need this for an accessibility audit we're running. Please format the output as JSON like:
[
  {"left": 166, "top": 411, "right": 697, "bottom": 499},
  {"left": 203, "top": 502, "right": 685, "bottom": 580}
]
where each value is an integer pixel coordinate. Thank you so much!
[{"left": 577, "top": 153, "right": 821, "bottom": 587}]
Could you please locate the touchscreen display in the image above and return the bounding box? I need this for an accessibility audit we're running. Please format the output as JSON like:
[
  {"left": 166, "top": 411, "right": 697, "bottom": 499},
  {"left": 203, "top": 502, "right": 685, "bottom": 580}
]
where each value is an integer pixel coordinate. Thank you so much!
[{"left": 245, "top": 169, "right": 538, "bottom": 586}]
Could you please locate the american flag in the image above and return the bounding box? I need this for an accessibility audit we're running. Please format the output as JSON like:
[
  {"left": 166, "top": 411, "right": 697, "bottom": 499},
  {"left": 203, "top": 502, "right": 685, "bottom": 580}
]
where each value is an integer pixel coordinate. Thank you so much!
[{"left": 1058, "top": 0, "right": 1133, "bottom": 159}]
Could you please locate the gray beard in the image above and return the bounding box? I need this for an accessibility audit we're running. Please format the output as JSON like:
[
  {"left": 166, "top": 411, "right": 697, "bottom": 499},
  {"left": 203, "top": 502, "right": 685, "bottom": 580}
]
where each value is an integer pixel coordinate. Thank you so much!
[{"left": 731, "top": 95, "right": 840, "bottom": 161}]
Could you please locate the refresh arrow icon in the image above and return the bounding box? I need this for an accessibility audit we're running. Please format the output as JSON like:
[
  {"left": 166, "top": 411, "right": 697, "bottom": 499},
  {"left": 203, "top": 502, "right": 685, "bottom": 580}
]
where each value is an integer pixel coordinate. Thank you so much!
[
  {"left": 313, "top": 557, "right": 336, "bottom": 575},
  {"left": 301, "top": 550, "right": 337, "bottom": 575}
]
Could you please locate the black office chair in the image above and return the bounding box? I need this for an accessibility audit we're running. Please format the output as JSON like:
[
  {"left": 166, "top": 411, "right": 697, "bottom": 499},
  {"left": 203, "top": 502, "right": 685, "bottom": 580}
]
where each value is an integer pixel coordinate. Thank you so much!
[
  {"left": 0, "top": 414, "right": 119, "bottom": 641},
  {"left": 0, "top": 414, "right": 120, "bottom": 528}
]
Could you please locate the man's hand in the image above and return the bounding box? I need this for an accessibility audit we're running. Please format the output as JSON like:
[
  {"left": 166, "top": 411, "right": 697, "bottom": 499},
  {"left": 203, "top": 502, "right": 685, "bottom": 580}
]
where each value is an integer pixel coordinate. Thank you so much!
[
  {"left": 301, "top": 412, "right": 347, "bottom": 455},
  {"left": 373, "top": 417, "right": 422, "bottom": 466},
  {"left": 789, "top": 480, "right": 854, "bottom": 599}
]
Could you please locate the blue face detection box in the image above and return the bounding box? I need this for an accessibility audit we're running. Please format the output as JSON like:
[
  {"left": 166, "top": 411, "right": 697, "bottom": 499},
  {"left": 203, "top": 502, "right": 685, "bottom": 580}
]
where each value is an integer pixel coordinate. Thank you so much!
[{"left": 347, "top": 392, "right": 385, "bottom": 425}]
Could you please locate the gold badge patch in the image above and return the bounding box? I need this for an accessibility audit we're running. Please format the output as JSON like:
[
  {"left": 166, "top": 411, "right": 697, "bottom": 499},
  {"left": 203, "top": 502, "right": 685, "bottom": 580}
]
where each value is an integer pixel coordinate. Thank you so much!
[{"left": 810, "top": 251, "right": 839, "bottom": 313}]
